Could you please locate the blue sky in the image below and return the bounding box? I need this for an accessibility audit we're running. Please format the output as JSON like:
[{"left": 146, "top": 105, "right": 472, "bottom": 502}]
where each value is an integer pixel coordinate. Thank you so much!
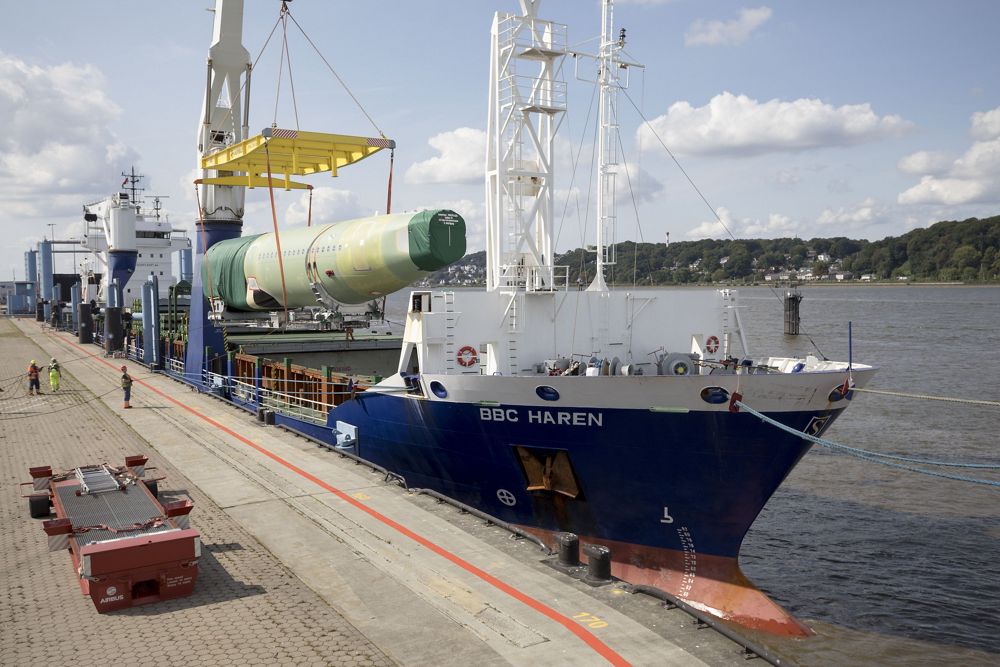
[{"left": 2, "top": 0, "right": 998, "bottom": 279}]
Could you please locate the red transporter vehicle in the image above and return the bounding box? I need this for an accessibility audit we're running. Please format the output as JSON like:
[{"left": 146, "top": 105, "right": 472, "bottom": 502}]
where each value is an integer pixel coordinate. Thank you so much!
[{"left": 23, "top": 456, "right": 200, "bottom": 612}]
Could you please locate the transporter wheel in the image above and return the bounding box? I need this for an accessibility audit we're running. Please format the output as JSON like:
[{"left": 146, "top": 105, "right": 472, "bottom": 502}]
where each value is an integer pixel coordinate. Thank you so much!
[
  {"left": 28, "top": 495, "right": 51, "bottom": 519},
  {"left": 143, "top": 480, "right": 159, "bottom": 499}
]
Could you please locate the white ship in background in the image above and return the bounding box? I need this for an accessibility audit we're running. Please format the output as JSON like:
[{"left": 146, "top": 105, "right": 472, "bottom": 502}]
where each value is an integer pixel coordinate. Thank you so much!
[{"left": 79, "top": 170, "right": 192, "bottom": 305}]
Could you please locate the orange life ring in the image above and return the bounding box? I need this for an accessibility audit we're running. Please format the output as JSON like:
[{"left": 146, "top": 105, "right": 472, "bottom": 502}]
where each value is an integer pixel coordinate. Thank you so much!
[
  {"left": 705, "top": 335, "right": 720, "bottom": 354},
  {"left": 457, "top": 345, "right": 478, "bottom": 367}
]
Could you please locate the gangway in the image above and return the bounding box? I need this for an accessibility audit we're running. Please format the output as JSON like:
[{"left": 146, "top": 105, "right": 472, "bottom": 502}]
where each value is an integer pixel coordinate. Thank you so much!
[{"left": 22, "top": 455, "right": 200, "bottom": 612}]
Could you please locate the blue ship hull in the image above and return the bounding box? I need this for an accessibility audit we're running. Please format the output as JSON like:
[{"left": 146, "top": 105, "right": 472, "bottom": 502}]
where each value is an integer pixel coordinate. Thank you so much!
[{"left": 324, "top": 393, "right": 841, "bottom": 560}]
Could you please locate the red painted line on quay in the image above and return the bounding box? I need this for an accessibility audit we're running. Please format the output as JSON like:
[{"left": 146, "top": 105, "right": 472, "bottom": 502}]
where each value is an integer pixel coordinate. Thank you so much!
[{"left": 48, "top": 328, "right": 630, "bottom": 667}]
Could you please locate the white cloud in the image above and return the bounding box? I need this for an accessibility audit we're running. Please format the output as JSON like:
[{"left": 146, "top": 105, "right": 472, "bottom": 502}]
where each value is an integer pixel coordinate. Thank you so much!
[
  {"left": 0, "top": 53, "right": 138, "bottom": 198},
  {"left": 0, "top": 52, "right": 143, "bottom": 277},
  {"left": 685, "top": 198, "right": 894, "bottom": 240},
  {"left": 815, "top": 197, "right": 889, "bottom": 232},
  {"left": 898, "top": 105, "right": 1000, "bottom": 206},
  {"left": 897, "top": 151, "right": 954, "bottom": 175},
  {"left": 685, "top": 7, "right": 773, "bottom": 47},
  {"left": 686, "top": 207, "right": 801, "bottom": 239},
  {"left": 898, "top": 175, "right": 993, "bottom": 206},
  {"left": 285, "top": 188, "right": 366, "bottom": 227},
  {"left": 638, "top": 92, "right": 911, "bottom": 157},
  {"left": 970, "top": 108, "right": 1000, "bottom": 140},
  {"left": 405, "top": 127, "right": 486, "bottom": 185},
  {"left": 615, "top": 163, "right": 664, "bottom": 203}
]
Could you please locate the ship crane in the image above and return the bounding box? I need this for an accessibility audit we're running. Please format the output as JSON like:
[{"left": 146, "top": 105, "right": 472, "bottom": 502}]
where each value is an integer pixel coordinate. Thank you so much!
[{"left": 186, "top": 0, "right": 466, "bottom": 379}]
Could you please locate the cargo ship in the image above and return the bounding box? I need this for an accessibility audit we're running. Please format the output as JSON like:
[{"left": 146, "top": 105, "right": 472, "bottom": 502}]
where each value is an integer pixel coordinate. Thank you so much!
[{"left": 60, "top": 0, "right": 876, "bottom": 636}]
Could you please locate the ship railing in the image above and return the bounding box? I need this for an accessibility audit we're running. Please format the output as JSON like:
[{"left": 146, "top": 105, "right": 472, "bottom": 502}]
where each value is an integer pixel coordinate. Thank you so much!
[
  {"left": 499, "top": 74, "right": 567, "bottom": 113},
  {"left": 496, "top": 13, "right": 568, "bottom": 60},
  {"left": 167, "top": 358, "right": 185, "bottom": 374},
  {"left": 203, "top": 370, "right": 227, "bottom": 395},
  {"left": 497, "top": 263, "right": 569, "bottom": 292},
  {"left": 259, "top": 387, "right": 328, "bottom": 426},
  {"left": 127, "top": 342, "right": 140, "bottom": 360},
  {"left": 230, "top": 378, "right": 256, "bottom": 404}
]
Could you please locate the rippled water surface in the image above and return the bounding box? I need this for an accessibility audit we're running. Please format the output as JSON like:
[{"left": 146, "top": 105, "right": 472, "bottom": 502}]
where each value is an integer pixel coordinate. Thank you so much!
[{"left": 736, "top": 285, "right": 1000, "bottom": 665}]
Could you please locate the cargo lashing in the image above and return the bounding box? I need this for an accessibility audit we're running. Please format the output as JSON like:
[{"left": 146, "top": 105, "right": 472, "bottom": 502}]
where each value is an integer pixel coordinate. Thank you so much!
[{"left": 74, "top": 465, "right": 123, "bottom": 495}]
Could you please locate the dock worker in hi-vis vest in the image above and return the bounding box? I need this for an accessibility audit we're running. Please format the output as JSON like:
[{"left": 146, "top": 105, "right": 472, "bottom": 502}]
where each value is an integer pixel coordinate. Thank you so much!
[
  {"left": 48, "top": 358, "right": 61, "bottom": 392},
  {"left": 120, "top": 365, "right": 133, "bottom": 409},
  {"left": 27, "top": 360, "right": 41, "bottom": 395}
]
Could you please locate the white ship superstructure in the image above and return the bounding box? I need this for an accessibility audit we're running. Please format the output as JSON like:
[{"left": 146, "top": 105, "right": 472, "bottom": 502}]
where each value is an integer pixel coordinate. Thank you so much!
[{"left": 80, "top": 190, "right": 191, "bottom": 304}]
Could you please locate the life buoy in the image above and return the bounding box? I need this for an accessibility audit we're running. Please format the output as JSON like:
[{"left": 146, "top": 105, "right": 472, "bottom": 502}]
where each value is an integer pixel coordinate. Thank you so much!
[
  {"left": 705, "top": 335, "right": 720, "bottom": 354},
  {"left": 457, "top": 345, "right": 478, "bottom": 367}
]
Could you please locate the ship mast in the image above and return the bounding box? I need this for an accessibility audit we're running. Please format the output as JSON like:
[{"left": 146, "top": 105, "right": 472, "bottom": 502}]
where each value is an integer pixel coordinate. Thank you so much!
[
  {"left": 587, "top": 0, "right": 626, "bottom": 292},
  {"left": 485, "top": 0, "right": 567, "bottom": 293}
]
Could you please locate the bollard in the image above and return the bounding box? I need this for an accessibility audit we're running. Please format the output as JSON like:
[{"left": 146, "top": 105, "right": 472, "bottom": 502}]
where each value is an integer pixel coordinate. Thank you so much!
[
  {"left": 583, "top": 543, "right": 613, "bottom": 586},
  {"left": 556, "top": 532, "right": 580, "bottom": 567},
  {"left": 78, "top": 302, "right": 94, "bottom": 343}
]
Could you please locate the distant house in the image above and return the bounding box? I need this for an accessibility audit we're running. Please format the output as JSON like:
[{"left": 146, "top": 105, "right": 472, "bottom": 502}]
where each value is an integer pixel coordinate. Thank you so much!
[
  {"left": 834, "top": 271, "right": 853, "bottom": 281},
  {"left": 860, "top": 274, "right": 873, "bottom": 282},
  {"left": 816, "top": 253, "right": 831, "bottom": 263}
]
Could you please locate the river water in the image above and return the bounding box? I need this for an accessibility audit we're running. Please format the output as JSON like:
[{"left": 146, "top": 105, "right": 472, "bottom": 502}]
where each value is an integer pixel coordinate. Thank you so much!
[
  {"left": 735, "top": 285, "right": 1000, "bottom": 665},
  {"left": 388, "top": 285, "right": 999, "bottom": 664}
]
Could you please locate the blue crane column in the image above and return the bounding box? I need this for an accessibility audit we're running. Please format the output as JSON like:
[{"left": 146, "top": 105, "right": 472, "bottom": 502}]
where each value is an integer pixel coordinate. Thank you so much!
[
  {"left": 185, "top": 222, "right": 240, "bottom": 383},
  {"left": 38, "top": 240, "right": 54, "bottom": 320},
  {"left": 24, "top": 249, "right": 37, "bottom": 291},
  {"left": 70, "top": 282, "right": 81, "bottom": 332},
  {"left": 179, "top": 247, "right": 193, "bottom": 283}
]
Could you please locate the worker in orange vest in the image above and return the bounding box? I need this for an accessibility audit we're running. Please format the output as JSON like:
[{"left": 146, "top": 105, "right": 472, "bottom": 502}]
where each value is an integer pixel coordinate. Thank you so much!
[{"left": 27, "top": 360, "right": 41, "bottom": 396}]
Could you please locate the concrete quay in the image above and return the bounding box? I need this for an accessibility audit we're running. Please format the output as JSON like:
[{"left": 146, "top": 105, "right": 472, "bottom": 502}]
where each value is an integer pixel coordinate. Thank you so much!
[{"left": 2, "top": 317, "right": 755, "bottom": 666}]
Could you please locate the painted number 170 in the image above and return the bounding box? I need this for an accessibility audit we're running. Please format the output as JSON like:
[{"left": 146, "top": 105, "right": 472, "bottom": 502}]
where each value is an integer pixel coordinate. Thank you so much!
[{"left": 574, "top": 612, "right": 609, "bottom": 629}]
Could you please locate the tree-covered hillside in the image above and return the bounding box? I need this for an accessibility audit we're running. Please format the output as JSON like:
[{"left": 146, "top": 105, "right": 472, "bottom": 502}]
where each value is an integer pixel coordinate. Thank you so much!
[{"left": 419, "top": 216, "right": 1000, "bottom": 286}]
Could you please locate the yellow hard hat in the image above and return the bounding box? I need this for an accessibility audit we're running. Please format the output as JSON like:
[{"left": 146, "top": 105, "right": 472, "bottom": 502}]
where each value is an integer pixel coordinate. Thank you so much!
[{"left": 30, "top": 360, "right": 36, "bottom": 365}]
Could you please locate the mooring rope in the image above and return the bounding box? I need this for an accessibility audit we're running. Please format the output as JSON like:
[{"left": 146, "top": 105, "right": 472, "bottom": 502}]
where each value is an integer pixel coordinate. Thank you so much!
[
  {"left": 852, "top": 387, "right": 1000, "bottom": 408},
  {"left": 735, "top": 401, "right": 1000, "bottom": 487}
]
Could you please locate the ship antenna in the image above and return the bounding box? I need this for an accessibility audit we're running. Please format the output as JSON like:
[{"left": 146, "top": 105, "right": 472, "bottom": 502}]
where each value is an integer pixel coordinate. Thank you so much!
[
  {"left": 121, "top": 166, "right": 145, "bottom": 211},
  {"left": 144, "top": 194, "right": 170, "bottom": 220}
]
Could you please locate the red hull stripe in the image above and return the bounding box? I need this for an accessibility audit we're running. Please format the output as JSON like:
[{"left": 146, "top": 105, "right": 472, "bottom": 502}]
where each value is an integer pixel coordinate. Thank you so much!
[{"left": 51, "top": 329, "right": 630, "bottom": 667}]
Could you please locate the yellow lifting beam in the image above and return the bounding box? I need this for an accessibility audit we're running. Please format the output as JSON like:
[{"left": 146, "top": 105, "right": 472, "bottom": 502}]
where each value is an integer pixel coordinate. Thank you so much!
[{"left": 200, "top": 128, "right": 395, "bottom": 190}]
